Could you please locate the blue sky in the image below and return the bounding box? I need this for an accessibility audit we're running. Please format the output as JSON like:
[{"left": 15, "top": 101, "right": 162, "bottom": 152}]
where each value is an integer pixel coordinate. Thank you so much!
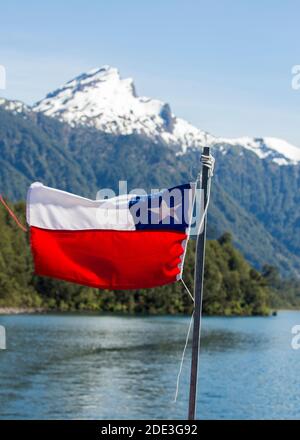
[{"left": 1, "top": 0, "right": 300, "bottom": 144}]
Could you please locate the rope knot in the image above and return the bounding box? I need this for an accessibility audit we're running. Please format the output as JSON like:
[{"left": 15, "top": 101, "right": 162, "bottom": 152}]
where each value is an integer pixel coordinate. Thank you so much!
[{"left": 201, "top": 153, "right": 215, "bottom": 177}]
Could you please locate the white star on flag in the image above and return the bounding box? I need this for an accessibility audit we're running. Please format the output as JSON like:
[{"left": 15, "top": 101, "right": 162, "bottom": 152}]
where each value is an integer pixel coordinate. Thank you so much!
[{"left": 150, "top": 199, "right": 181, "bottom": 223}]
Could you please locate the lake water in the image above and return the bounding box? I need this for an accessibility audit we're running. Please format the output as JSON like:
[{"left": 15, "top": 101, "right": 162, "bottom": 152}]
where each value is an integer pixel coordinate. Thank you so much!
[{"left": 0, "top": 311, "right": 300, "bottom": 420}]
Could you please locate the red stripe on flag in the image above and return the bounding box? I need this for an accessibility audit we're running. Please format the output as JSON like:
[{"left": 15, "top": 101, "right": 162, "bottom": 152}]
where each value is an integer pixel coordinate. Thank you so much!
[{"left": 30, "top": 227, "right": 187, "bottom": 289}]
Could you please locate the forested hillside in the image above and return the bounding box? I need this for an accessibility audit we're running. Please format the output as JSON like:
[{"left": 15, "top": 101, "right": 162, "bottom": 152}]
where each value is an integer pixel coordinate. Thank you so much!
[
  {"left": 0, "top": 201, "right": 282, "bottom": 316},
  {"left": 1, "top": 106, "right": 299, "bottom": 276}
]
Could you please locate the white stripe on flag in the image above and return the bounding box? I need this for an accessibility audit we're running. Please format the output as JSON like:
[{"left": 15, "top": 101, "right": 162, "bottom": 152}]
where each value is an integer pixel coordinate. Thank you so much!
[{"left": 26, "top": 182, "right": 136, "bottom": 231}]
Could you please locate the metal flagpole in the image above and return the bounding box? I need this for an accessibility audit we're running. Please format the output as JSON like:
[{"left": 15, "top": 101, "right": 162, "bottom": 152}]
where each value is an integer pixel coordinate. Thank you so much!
[{"left": 188, "top": 146, "right": 211, "bottom": 420}]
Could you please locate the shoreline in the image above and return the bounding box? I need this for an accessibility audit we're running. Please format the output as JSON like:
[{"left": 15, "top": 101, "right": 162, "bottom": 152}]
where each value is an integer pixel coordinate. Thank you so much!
[
  {"left": 0, "top": 307, "right": 46, "bottom": 315},
  {"left": 0, "top": 307, "right": 297, "bottom": 317}
]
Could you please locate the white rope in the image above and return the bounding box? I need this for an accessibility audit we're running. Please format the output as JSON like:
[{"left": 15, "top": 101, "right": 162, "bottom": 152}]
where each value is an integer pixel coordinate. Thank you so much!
[
  {"left": 181, "top": 278, "right": 194, "bottom": 302},
  {"left": 173, "top": 311, "right": 194, "bottom": 403},
  {"left": 194, "top": 175, "right": 211, "bottom": 236}
]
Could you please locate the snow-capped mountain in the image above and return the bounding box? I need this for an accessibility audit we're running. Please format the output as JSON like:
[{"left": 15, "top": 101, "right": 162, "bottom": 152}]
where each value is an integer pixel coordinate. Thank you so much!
[
  {"left": 2, "top": 65, "right": 300, "bottom": 165},
  {"left": 33, "top": 65, "right": 300, "bottom": 165},
  {"left": 0, "top": 97, "right": 31, "bottom": 115},
  {"left": 214, "top": 136, "right": 300, "bottom": 166},
  {"left": 33, "top": 65, "right": 211, "bottom": 153}
]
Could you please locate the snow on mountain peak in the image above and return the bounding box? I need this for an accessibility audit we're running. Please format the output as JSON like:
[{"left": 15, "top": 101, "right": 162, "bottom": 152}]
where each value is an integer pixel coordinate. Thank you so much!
[
  {"left": 32, "top": 66, "right": 300, "bottom": 165},
  {"left": 0, "top": 97, "right": 31, "bottom": 115},
  {"left": 261, "top": 137, "right": 300, "bottom": 164},
  {"left": 33, "top": 65, "right": 209, "bottom": 150},
  {"left": 34, "top": 65, "right": 167, "bottom": 133},
  {"left": 214, "top": 136, "right": 300, "bottom": 165}
]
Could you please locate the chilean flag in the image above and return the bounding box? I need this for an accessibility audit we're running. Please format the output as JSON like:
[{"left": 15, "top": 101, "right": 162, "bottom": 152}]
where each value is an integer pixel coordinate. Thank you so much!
[{"left": 26, "top": 182, "right": 195, "bottom": 290}]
